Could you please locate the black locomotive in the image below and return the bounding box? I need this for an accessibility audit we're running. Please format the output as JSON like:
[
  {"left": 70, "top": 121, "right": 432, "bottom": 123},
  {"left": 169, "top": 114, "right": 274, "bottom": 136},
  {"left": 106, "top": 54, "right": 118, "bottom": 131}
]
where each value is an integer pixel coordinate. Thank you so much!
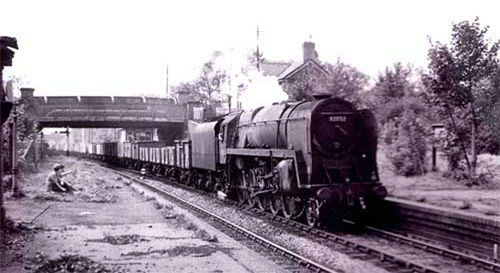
[{"left": 72, "top": 95, "right": 387, "bottom": 227}]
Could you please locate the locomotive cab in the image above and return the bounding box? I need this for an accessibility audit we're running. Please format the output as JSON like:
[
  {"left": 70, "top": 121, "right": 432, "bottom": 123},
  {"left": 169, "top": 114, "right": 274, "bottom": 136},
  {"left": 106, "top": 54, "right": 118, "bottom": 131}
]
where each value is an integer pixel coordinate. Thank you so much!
[{"left": 218, "top": 113, "right": 240, "bottom": 165}]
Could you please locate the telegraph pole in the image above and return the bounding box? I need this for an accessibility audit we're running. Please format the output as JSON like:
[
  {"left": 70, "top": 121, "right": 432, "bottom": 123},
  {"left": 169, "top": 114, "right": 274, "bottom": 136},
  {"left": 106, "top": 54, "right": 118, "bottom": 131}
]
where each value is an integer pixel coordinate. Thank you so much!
[
  {"left": 256, "top": 25, "right": 261, "bottom": 72},
  {"left": 166, "top": 64, "right": 169, "bottom": 98},
  {"left": 66, "top": 126, "right": 69, "bottom": 156}
]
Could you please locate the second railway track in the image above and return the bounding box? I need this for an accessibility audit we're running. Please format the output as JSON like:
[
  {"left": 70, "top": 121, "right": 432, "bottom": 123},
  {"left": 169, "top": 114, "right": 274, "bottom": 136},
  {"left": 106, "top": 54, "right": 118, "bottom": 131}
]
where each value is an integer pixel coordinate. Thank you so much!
[{"left": 369, "top": 198, "right": 500, "bottom": 259}]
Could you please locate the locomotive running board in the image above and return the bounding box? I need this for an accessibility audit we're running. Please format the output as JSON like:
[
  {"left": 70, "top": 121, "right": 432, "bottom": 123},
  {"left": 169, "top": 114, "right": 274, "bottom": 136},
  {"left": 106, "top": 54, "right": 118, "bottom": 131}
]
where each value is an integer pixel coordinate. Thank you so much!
[
  {"left": 226, "top": 148, "right": 296, "bottom": 158},
  {"left": 226, "top": 148, "right": 307, "bottom": 189}
]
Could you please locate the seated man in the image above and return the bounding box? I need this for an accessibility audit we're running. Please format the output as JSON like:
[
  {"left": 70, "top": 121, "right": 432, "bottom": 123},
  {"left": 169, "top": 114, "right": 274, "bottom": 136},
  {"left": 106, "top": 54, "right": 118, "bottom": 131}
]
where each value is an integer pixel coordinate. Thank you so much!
[{"left": 47, "top": 163, "right": 74, "bottom": 193}]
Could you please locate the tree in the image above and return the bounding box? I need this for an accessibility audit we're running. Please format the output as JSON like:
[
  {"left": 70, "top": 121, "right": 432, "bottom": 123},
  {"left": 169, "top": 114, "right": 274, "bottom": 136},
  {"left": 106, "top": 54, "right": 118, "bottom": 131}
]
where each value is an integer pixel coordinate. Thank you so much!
[
  {"left": 171, "top": 81, "right": 199, "bottom": 99},
  {"left": 475, "top": 65, "right": 500, "bottom": 154},
  {"left": 370, "top": 63, "right": 418, "bottom": 131},
  {"left": 386, "top": 97, "right": 428, "bottom": 176},
  {"left": 371, "top": 63, "right": 429, "bottom": 176},
  {"left": 324, "top": 60, "right": 369, "bottom": 106},
  {"left": 285, "top": 60, "right": 369, "bottom": 103},
  {"left": 371, "top": 63, "right": 412, "bottom": 106},
  {"left": 423, "top": 18, "right": 499, "bottom": 178},
  {"left": 171, "top": 52, "right": 228, "bottom": 107},
  {"left": 197, "top": 60, "right": 227, "bottom": 106}
]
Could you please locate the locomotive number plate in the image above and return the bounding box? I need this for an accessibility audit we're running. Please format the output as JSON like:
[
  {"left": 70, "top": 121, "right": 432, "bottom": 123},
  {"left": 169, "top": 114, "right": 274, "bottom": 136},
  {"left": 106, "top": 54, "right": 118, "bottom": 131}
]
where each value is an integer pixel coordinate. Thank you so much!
[{"left": 328, "top": 115, "right": 347, "bottom": 122}]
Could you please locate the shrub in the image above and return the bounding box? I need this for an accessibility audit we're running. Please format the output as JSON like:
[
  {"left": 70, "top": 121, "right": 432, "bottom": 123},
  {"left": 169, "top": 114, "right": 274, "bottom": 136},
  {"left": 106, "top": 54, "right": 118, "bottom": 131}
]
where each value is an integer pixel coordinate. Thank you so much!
[{"left": 387, "top": 104, "right": 428, "bottom": 176}]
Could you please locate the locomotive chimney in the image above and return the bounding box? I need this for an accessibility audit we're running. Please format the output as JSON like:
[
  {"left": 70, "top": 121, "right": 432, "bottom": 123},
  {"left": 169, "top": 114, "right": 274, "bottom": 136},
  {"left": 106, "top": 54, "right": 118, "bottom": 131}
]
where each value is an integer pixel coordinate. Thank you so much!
[
  {"left": 312, "top": 93, "right": 332, "bottom": 100},
  {"left": 303, "top": 41, "right": 318, "bottom": 62}
]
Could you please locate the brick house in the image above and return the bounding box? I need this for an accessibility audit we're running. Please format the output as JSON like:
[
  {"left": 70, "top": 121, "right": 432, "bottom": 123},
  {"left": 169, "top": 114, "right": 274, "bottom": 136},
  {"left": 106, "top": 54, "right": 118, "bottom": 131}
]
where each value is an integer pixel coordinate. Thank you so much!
[
  {"left": 261, "top": 41, "right": 329, "bottom": 100},
  {"left": 278, "top": 42, "right": 329, "bottom": 99}
]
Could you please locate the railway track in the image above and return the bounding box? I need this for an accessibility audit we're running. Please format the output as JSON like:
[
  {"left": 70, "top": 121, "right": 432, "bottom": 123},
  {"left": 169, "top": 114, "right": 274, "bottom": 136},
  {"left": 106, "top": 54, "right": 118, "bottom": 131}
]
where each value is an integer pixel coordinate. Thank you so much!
[
  {"left": 369, "top": 198, "right": 500, "bottom": 259},
  {"left": 115, "top": 170, "right": 337, "bottom": 273},
  {"left": 111, "top": 166, "right": 500, "bottom": 273},
  {"left": 254, "top": 206, "right": 500, "bottom": 273}
]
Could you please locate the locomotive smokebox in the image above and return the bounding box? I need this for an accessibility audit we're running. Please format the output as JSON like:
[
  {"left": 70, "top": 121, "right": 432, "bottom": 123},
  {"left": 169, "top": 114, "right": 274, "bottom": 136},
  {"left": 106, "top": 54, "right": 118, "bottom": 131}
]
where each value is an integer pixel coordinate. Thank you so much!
[{"left": 316, "top": 187, "right": 343, "bottom": 207}]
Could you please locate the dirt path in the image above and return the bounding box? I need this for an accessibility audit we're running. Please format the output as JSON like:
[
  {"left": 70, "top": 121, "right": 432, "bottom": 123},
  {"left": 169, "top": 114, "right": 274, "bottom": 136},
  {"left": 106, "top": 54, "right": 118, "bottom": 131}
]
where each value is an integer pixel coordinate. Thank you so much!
[{"left": 1, "top": 156, "right": 287, "bottom": 273}]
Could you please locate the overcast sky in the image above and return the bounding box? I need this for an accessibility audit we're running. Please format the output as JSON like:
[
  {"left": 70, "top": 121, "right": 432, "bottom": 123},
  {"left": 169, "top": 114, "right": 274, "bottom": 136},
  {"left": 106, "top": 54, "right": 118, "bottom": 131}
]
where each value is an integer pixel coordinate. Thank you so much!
[{"left": 1, "top": 0, "right": 499, "bottom": 97}]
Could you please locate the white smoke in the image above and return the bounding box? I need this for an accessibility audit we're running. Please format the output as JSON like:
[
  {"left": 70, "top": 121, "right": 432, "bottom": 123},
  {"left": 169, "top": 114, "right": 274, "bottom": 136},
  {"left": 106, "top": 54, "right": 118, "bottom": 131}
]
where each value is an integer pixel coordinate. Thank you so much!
[
  {"left": 240, "top": 70, "right": 288, "bottom": 110},
  {"left": 211, "top": 48, "right": 289, "bottom": 111}
]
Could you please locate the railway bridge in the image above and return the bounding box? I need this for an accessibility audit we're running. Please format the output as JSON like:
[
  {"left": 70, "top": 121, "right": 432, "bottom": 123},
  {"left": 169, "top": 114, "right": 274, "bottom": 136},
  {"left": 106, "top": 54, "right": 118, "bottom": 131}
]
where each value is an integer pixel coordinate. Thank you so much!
[{"left": 19, "top": 88, "right": 189, "bottom": 129}]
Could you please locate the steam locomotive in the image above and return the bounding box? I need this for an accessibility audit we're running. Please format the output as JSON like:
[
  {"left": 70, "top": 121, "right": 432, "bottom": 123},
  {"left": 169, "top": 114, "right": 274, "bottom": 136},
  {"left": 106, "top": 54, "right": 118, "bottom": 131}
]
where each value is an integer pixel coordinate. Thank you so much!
[{"left": 77, "top": 95, "right": 387, "bottom": 227}]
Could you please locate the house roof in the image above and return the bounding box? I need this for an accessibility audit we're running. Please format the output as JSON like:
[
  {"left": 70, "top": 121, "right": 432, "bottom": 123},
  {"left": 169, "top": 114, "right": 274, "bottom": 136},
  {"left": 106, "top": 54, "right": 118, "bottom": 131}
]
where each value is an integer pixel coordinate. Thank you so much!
[
  {"left": 259, "top": 61, "right": 291, "bottom": 77},
  {"left": 277, "top": 59, "right": 329, "bottom": 82},
  {"left": 277, "top": 63, "right": 302, "bottom": 80}
]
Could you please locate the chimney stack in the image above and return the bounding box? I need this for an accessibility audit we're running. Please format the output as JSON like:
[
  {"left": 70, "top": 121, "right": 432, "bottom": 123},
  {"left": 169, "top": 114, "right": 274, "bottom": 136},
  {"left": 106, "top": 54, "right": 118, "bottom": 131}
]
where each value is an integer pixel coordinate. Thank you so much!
[
  {"left": 303, "top": 41, "right": 318, "bottom": 63},
  {"left": 20, "top": 87, "right": 34, "bottom": 99}
]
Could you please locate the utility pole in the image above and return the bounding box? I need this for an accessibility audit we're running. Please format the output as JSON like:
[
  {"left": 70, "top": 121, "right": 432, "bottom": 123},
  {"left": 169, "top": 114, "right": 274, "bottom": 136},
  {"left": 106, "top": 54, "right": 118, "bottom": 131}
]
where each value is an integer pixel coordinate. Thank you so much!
[
  {"left": 237, "top": 84, "right": 242, "bottom": 111},
  {"left": 227, "top": 63, "right": 232, "bottom": 113},
  {"left": 66, "top": 126, "right": 70, "bottom": 156},
  {"left": 166, "top": 64, "right": 169, "bottom": 98},
  {"left": 256, "top": 25, "right": 261, "bottom": 72}
]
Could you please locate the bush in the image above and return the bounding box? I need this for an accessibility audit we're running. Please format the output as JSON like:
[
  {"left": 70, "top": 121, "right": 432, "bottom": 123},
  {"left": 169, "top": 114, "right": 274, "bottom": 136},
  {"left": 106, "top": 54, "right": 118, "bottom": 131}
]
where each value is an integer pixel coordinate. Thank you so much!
[
  {"left": 476, "top": 128, "right": 500, "bottom": 155},
  {"left": 442, "top": 132, "right": 464, "bottom": 172},
  {"left": 382, "top": 122, "right": 398, "bottom": 145},
  {"left": 387, "top": 107, "right": 428, "bottom": 176}
]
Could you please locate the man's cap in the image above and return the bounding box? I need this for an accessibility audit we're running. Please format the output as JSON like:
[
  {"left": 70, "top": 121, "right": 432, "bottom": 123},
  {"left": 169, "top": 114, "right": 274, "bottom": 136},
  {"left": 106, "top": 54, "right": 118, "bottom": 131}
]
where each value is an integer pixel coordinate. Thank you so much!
[{"left": 53, "top": 163, "right": 65, "bottom": 171}]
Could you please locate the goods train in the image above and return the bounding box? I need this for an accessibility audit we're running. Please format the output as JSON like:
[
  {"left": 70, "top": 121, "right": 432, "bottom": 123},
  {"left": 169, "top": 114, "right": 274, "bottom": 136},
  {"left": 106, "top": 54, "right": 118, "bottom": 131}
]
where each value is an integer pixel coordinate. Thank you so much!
[{"left": 61, "top": 95, "right": 387, "bottom": 227}]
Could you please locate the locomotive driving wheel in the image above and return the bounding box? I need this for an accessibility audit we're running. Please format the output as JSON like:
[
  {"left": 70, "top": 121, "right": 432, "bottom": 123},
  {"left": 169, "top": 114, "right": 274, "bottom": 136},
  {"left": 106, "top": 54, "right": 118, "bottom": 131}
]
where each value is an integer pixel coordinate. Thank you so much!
[
  {"left": 180, "top": 173, "right": 189, "bottom": 184},
  {"left": 281, "top": 195, "right": 304, "bottom": 219},
  {"left": 196, "top": 177, "right": 204, "bottom": 189},
  {"left": 236, "top": 189, "right": 247, "bottom": 205},
  {"left": 247, "top": 191, "right": 256, "bottom": 208},
  {"left": 204, "top": 177, "right": 214, "bottom": 192},
  {"left": 256, "top": 196, "right": 270, "bottom": 212},
  {"left": 305, "top": 198, "right": 321, "bottom": 228},
  {"left": 269, "top": 194, "right": 282, "bottom": 216}
]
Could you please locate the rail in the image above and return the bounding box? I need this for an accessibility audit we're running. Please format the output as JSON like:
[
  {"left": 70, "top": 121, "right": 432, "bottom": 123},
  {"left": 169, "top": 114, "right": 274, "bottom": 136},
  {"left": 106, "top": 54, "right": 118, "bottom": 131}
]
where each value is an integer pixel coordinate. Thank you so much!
[{"left": 115, "top": 170, "right": 338, "bottom": 273}]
